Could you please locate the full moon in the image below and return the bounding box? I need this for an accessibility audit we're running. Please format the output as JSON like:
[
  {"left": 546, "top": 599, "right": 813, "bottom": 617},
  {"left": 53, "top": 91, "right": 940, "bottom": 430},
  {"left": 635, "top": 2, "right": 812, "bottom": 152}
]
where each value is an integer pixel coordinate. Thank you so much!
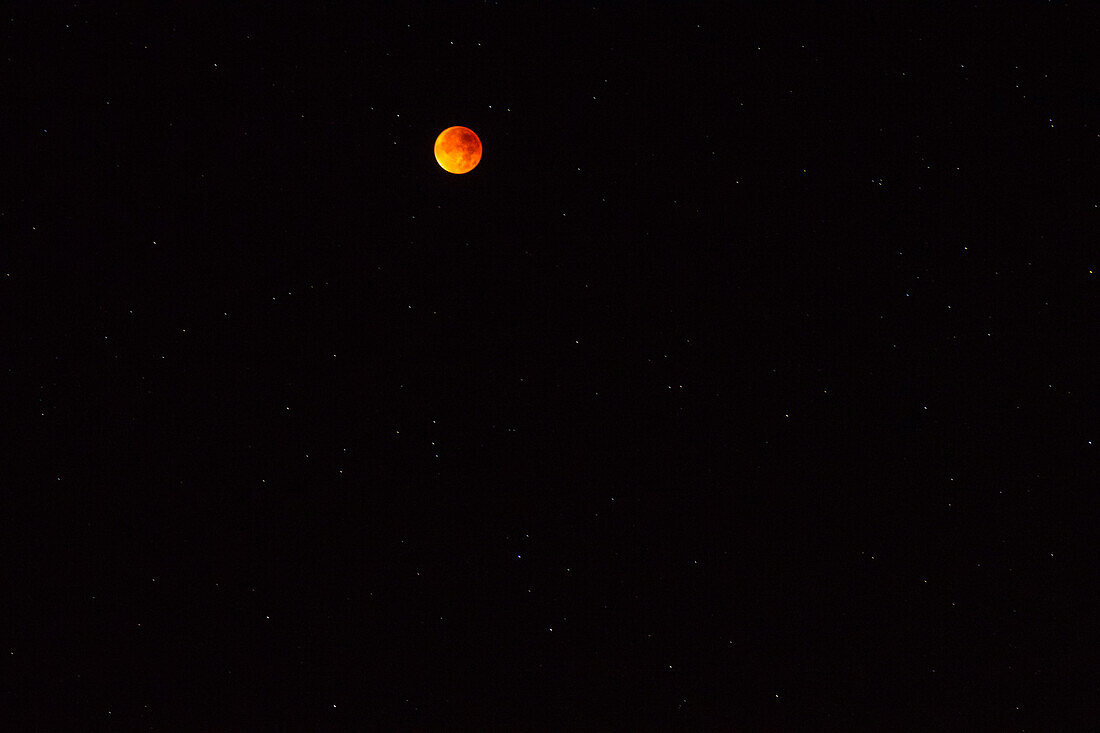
[{"left": 434, "top": 126, "right": 482, "bottom": 174}]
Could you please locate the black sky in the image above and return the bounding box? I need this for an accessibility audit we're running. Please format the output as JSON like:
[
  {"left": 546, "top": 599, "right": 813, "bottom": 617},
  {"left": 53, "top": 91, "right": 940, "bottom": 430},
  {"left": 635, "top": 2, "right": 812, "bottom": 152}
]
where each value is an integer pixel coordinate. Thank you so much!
[{"left": 3, "top": 2, "right": 1096, "bottom": 729}]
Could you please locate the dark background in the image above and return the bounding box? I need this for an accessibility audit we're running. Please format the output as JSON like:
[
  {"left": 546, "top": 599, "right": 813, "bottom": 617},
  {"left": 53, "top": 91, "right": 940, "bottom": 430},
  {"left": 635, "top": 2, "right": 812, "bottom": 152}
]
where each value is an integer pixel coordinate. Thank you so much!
[{"left": 3, "top": 2, "right": 1095, "bottom": 729}]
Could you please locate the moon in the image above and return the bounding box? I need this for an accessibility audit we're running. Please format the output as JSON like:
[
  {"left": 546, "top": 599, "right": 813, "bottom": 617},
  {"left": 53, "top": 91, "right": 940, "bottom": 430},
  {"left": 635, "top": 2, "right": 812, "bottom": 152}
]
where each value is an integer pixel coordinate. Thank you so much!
[{"left": 434, "top": 126, "right": 482, "bottom": 174}]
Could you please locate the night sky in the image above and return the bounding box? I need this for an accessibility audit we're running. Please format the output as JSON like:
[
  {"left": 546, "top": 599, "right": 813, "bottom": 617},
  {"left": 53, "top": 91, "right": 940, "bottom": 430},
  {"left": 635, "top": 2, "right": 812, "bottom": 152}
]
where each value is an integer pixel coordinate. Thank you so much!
[{"left": 4, "top": 2, "right": 1095, "bottom": 730}]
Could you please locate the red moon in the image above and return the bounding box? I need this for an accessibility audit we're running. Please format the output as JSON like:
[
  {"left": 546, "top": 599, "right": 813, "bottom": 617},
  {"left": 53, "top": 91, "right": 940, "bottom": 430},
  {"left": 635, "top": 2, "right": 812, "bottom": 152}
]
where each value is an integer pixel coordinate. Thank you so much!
[{"left": 434, "top": 126, "right": 482, "bottom": 174}]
